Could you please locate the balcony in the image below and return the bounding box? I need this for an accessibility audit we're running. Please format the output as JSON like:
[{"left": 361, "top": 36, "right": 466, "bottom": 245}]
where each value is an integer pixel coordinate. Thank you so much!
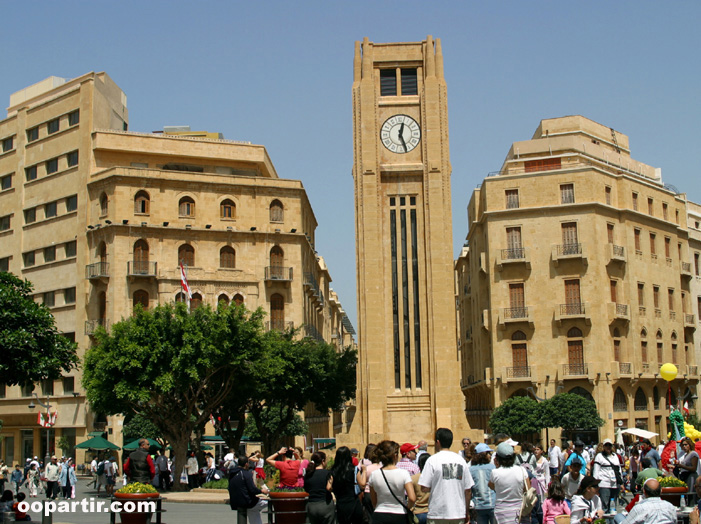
[
  {"left": 681, "top": 262, "right": 692, "bottom": 279},
  {"left": 553, "top": 243, "right": 587, "bottom": 266},
  {"left": 85, "top": 262, "right": 109, "bottom": 279},
  {"left": 498, "top": 306, "right": 533, "bottom": 328},
  {"left": 506, "top": 366, "right": 531, "bottom": 379},
  {"left": 85, "top": 319, "right": 108, "bottom": 336},
  {"left": 303, "top": 324, "right": 324, "bottom": 342},
  {"left": 127, "top": 261, "right": 157, "bottom": 277},
  {"left": 265, "top": 320, "right": 294, "bottom": 332},
  {"left": 608, "top": 302, "right": 630, "bottom": 323},
  {"left": 607, "top": 244, "right": 627, "bottom": 265},
  {"left": 618, "top": 362, "right": 632, "bottom": 375},
  {"left": 689, "top": 365, "right": 698, "bottom": 376},
  {"left": 265, "top": 266, "right": 293, "bottom": 282},
  {"left": 555, "top": 303, "right": 590, "bottom": 325},
  {"left": 685, "top": 314, "right": 696, "bottom": 330},
  {"left": 563, "top": 363, "right": 588, "bottom": 377},
  {"left": 641, "top": 363, "right": 651, "bottom": 374},
  {"left": 496, "top": 247, "right": 530, "bottom": 271}
]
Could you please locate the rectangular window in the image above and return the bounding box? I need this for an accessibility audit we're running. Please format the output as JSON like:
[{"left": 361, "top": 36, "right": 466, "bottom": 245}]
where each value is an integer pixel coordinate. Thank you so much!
[
  {"left": 561, "top": 222, "right": 578, "bottom": 246},
  {"left": 663, "top": 203, "right": 668, "bottom": 220},
  {"left": 650, "top": 233, "right": 656, "bottom": 256},
  {"left": 634, "top": 229, "right": 641, "bottom": 252},
  {"left": 0, "top": 257, "right": 9, "bottom": 272},
  {"left": 2, "top": 136, "right": 13, "bottom": 152},
  {"left": 400, "top": 68, "right": 418, "bottom": 95},
  {"left": 0, "top": 215, "right": 10, "bottom": 231},
  {"left": 43, "top": 291, "right": 55, "bottom": 307},
  {"left": 62, "top": 377, "right": 75, "bottom": 395},
  {"left": 648, "top": 197, "right": 654, "bottom": 215},
  {"left": 44, "top": 246, "right": 56, "bottom": 263},
  {"left": 565, "top": 279, "right": 581, "bottom": 305},
  {"left": 657, "top": 343, "right": 663, "bottom": 362},
  {"left": 26, "top": 127, "right": 39, "bottom": 142},
  {"left": 607, "top": 223, "right": 614, "bottom": 244},
  {"left": 560, "top": 183, "right": 575, "bottom": 204},
  {"left": 47, "top": 118, "right": 60, "bottom": 134},
  {"left": 614, "top": 339, "right": 621, "bottom": 362},
  {"left": 605, "top": 186, "right": 612, "bottom": 205},
  {"left": 46, "top": 157, "right": 58, "bottom": 174},
  {"left": 1, "top": 173, "right": 12, "bottom": 190},
  {"left": 632, "top": 192, "right": 639, "bottom": 211},
  {"left": 695, "top": 253, "right": 700, "bottom": 276},
  {"left": 668, "top": 289, "right": 675, "bottom": 311},
  {"left": 641, "top": 341, "right": 647, "bottom": 362},
  {"left": 64, "top": 287, "right": 76, "bottom": 304},
  {"left": 66, "top": 150, "right": 79, "bottom": 167},
  {"left": 505, "top": 189, "right": 519, "bottom": 209},
  {"left": 380, "top": 69, "right": 397, "bottom": 96},
  {"left": 0, "top": 383, "right": 5, "bottom": 398},
  {"left": 509, "top": 283, "right": 525, "bottom": 309},
  {"left": 68, "top": 110, "right": 79, "bottom": 126},
  {"left": 45, "top": 202, "right": 57, "bottom": 218},
  {"left": 66, "top": 194, "right": 78, "bottom": 212},
  {"left": 524, "top": 158, "right": 561, "bottom": 173},
  {"left": 610, "top": 280, "right": 617, "bottom": 303},
  {"left": 41, "top": 379, "right": 54, "bottom": 395},
  {"left": 25, "top": 165, "right": 37, "bottom": 181},
  {"left": 24, "top": 208, "right": 36, "bottom": 224},
  {"left": 653, "top": 286, "right": 660, "bottom": 308},
  {"left": 65, "top": 241, "right": 76, "bottom": 258},
  {"left": 638, "top": 283, "right": 645, "bottom": 306},
  {"left": 665, "top": 237, "right": 671, "bottom": 258}
]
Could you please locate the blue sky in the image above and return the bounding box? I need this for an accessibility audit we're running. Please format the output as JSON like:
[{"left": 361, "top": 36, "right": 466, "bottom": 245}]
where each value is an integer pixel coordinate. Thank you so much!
[{"left": 3, "top": 1, "right": 700, "bottom": 330}]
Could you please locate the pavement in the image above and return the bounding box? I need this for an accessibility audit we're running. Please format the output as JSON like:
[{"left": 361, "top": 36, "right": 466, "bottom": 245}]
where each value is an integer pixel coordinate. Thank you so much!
[{"left": 7, "top": 476, "right": 249, "bottom": 524}]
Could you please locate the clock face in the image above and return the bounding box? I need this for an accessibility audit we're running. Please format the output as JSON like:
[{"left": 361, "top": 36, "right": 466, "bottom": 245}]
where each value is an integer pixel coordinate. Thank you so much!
[{"left": 380, "top": 114, "right": 421, "bottom": 153}]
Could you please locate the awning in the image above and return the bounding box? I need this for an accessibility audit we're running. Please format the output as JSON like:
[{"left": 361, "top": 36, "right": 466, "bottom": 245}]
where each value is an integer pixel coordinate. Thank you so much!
[
  {"left": 313, "top": 438, "right": 336, "bottom": 444},
  {"left": 75, "top": 436, "right": 120, "bottom": 451},
  {"left": 123, "top": 438, "right": 162, "bottom": 450},
  {"left": 621, "top": 428, "right": 659, "bottom": 439}
]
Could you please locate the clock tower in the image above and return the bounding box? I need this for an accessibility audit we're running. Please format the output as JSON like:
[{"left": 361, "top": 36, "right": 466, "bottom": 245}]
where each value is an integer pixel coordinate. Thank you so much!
[{"left": 342, "top": 37, "right": 476, "bottom": 448}]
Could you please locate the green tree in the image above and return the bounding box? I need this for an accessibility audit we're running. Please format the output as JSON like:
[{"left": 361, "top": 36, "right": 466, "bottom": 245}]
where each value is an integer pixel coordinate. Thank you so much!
[
  {"left": 83, "top": 302, "right": 265, "bottom": 491},
  {"left": 243, "top": 409, "right": 309, "bottom": 450},
  {"left": 0, "top": 272, "right": 78, "bottom": 385},
  {"left": 540, "top": 393, "right": 604, "bottom": 441},
  {"left": 123, "top": 412, "right": 164, "bottom": 446},
  {"left": 489, "top": 396, "right": 543, "bottom": 436}
]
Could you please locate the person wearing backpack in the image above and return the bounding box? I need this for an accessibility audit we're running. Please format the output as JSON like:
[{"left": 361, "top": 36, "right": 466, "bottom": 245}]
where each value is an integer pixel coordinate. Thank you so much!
[
  {"left": 592, "top": 439, "right": 622, "bottom": 514},
  {"left": 96, "top": 459, "right": 106, "bottom": 496}
]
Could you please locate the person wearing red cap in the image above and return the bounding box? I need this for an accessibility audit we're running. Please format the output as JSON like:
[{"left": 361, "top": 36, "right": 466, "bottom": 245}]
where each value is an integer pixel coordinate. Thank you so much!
[{"left": 398, "top": 443, "right": 420, "bottom": 475}]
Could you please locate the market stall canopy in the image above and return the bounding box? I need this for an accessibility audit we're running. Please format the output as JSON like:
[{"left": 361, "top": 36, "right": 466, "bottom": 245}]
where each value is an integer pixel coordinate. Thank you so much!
[
  {"left": 75, "top": 436, "right": 120, "bottom": 450},
  {"left": 123, "top": 438, "right": 162, "bottom": 450},
  {"left": 621, "top": 428, "right": 659, "bottom": 439}
]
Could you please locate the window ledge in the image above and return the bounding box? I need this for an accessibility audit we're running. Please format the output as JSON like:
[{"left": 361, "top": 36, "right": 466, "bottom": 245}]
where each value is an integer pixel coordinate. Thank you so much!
[
  {"left": 0, "top": 148, "right": 16, "bottom": 158},
  {"left": 0, "top": 187, "right": 16, "bottom": 195},
  {"left": 49, "top": 303, "right": 76, "bottom": 312},
  {"left": 22, "top": 257, "right": 76, "bottom": 273},
  {"left": 0, "top": 229, "right": 13, "bottom": 237},
  {"left": 24, "top": 165, "right": 79, "bottom": 186},
  {"left": 25, "top": 125, "right": 78, "bottom": 148},
  {"left": 23, "top": 210, "right": 78, "bottom": 230}
]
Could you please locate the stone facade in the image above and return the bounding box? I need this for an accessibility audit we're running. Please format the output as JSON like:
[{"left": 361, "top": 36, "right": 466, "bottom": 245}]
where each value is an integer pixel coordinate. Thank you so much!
[
  {"left": 0, "top": 72, "right": 354, "bottom": 464},
  {"left": 456, "top": 115, "right": 699, "bottom": 443},
  {"left": 340, "top": 37, "right": 477, "bottom": 451}
]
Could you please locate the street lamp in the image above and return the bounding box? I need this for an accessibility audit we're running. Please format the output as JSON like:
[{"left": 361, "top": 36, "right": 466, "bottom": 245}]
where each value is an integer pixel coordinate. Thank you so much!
[
  {"left": 28, "top": 392, "right": 53, "bottom": 466},
  {"left": 527, "top": 385, "right": 564, "bottom": 445}
]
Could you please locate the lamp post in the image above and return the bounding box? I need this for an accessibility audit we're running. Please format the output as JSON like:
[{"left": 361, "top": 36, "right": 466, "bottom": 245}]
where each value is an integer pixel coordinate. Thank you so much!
[
  {"left": 527, "top": 384, "right": 564, "bottom": 445},
  {"left": 28, "top": 392, "right": 53, "bottom": 467}
]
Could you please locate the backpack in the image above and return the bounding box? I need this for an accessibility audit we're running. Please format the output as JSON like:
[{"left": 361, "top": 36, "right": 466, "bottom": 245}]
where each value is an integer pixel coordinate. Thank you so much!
[{"left": 97, "top": 461, "right": 105, "bottom": 476}]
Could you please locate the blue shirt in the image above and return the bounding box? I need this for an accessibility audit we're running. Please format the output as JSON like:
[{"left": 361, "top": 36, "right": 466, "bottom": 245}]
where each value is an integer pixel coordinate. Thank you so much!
[
  {"left": 564, "top": 452, "right": 587, "bottom": 476},
  {"left": 642, "top": 449, "right": 661, "bottom": 469},
  {"left": 469, "top": 463, "right": 496, "bottom": 510}
]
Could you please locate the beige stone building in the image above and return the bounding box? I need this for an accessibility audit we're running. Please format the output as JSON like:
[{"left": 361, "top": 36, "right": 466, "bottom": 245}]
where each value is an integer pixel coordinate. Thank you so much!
[
  {"left": 456, "top": 116, "right": 698, "bottom": 442},
  {"left": 687, "top": 202, "right": 701, "bottom": 371},
  {"left": 340, "top": 36, "right": 477, "bottom": 450},
  {"left": 0, "top": 72, "right": 354, "bottom": 464}
]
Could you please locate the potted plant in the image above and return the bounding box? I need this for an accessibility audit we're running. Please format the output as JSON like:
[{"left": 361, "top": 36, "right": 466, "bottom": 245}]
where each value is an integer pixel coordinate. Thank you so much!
[
  {"left": 114, "top": 482, "right": 160, "bottom": 524},
  {"left": 268, "top": 486, "right": 309, "bottom": 524},
  {"left": 658, "top": 476, "right": 687, "bottom": 507}
]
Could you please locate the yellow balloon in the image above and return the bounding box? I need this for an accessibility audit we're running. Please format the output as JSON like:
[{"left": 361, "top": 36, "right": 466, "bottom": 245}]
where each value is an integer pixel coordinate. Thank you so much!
[{"left": 660, "top": 363, "right": 678, "bottom": 382}]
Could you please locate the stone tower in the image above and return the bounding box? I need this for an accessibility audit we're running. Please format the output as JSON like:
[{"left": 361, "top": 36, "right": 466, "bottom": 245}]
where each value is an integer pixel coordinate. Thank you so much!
[{"left": 341, "top": 37, "right": 475, "bottom": 448}]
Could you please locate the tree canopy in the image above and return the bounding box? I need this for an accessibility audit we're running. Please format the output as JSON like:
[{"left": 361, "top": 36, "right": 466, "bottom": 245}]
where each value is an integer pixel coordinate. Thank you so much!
[
  {"left": 489, "top": 396, "right": 543, "bottom": 436},
  {"left": 0, "top": 272, "right": 78, "bottom": 386}
]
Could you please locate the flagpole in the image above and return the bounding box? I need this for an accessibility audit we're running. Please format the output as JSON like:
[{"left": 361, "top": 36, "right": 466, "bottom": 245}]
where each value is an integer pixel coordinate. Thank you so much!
[{"left": 185, "top": 263, "right": 191, "bottom": 314}]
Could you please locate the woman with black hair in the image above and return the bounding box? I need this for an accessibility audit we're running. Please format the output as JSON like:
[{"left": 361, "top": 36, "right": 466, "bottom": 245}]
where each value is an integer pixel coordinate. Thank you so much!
[
  {"left": 331, "top": 446, "right": 366, "bottom": 524},
  {"left": 305, "top": 452, "right": 334, "bottom": 524}
]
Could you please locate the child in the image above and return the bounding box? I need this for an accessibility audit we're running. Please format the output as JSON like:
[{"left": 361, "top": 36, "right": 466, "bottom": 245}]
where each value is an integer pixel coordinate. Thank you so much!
[
  {"left": 541, "top": 476, "right": 571, "bottom": 524},
  {"left": 13, "top": 492, "right": 32, "bottom": 521}
]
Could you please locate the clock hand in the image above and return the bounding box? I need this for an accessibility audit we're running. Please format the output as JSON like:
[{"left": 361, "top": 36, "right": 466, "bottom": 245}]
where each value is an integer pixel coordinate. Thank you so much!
[{"left": 398, "top": 123, "right": 408, "bottom": 152}]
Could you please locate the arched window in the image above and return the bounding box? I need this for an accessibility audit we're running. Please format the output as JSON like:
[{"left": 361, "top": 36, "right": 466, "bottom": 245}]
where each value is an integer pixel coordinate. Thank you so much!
[
  {"left": 191, "top": 292, "right": 202, "bottom": 310},
  {"left": 220, "top": 199, "right": 236, "bottom": 219},
  {"left": 134, "top": 190, "right": 150, "bottom": 214},
  {"left": 634, "top": 388, "right": 647, "bottom": 411},
  {"left": 511, "top": 331, "right": 528, "bottom": 377},
  {"left": 175, "top": 292, "right": 186, "bottom": 303},
  {"left": 510, "top": 389, "right": 530, "bottom": 398},
  {"left": 179, "top": 244, "right": 195, "bottom": 267},
  {"left": 653, "top": 386, "right": 660, "bottom": 409},
  {"left": 270, "top": 293, "right": 284, "bottom": 330},
  {"left": 220, "top": 246, "right": 236, "bottom": 268},
  {"left": 270, "top": 246, "right": 284, "bottom": 266},
  {"left": 567, "top": 327, "right": 584, "bottom": 373},
  {"left": 613, "top": 387, "right": 627, "bottom": 412},
  {"left": 133, "top": 239, "right": 149, "bottom": 274},
  {"left": 179, "top": 196, "right": 195, "bottom": 217},
  {"left": 99, "top": 193, "right": 108, "bottom": 216},
  {"left": 218, "top": 294, "right": 229, "bottom": 305},
  {"left": 233, "top": 293, "right": 244, "bottom": 306},
  {"left": 133, "top": 290, "right": 149, "bottom": 310},
  {"left": 569, "top": 386, "right": 595, "bottom": 402},
  {"left": 269, "top": 199, "right": 283, "bottom": 222},
  {"left": 641, "top": 328, "right": 647, "bottom": 338}
]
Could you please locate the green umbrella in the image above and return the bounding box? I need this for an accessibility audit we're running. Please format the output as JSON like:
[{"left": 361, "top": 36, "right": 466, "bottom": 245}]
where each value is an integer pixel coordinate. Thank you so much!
[
  {"left": 75, "top": 435, "right": 120, "bottom": 451},
  {"left": 166, "top": 444, "right": 213, "bottom": 451},
  {"left": 123, "top": 438, "right": 162, "bottom": 450}
]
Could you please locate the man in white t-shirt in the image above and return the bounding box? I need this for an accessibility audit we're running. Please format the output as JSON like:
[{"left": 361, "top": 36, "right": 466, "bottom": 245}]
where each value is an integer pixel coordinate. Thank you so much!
[
  {"left": 418, "top": 427, "right": 474, "bottom": 523},
  {"left": 548, "top": 439, "right": 562, "bottom": 476}
]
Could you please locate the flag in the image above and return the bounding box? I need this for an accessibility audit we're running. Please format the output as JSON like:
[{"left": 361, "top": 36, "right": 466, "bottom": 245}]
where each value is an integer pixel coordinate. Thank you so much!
[
  {"left": 180, "top": 263, "right": 192, "bottom": 299},
  {"left": 38, "top": 411, "right": 57, "bottom": 428},
  {"left": 684, "top": 401, "right": 690, "bottom": 416}
]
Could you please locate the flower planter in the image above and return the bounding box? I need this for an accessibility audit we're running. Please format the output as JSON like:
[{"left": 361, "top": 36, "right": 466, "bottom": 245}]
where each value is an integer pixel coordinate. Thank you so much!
[
  {"left": 114, "top": 492, "right": 160, "bottom": 524},
  {"left": 660, "top": 486, "right": 688, "bottom": 507},
  {"left": 269, "top": 491, "right": 308, "bottom": 524}
]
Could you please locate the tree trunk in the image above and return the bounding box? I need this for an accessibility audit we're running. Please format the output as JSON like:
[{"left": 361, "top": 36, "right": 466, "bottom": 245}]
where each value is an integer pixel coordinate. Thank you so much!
[{"left": 169, "top": 436, "right": 190, "bottom": 492}]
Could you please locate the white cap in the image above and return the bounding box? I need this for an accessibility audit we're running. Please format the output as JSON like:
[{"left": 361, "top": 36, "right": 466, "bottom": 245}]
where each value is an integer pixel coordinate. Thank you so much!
[{"left": 505, "top": 438, "right": 519, "bottom": 446}]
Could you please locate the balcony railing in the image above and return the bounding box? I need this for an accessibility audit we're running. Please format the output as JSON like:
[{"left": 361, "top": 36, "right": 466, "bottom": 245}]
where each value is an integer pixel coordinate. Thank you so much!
[
  {"left": 303, "top": 324, "right": 324, "bottom": 342},
  {"left": 85, "top": 262, "right": 109, "bottom": 279},
  {"left": 642, "top": 363, "right": 650, "bottom": 373},
  {"left": 616, "top": 303, "right": 629, "bottom": 316},
  {"left": 563, "top": 363, "right": 588, "bottom": 376},
  {"left": 265, "top": 320, "right": 294, "bottom": 332},
  {"left": 127, "top": 261, "right": 157, "bottom": 276},
  {"left": 560, "top": 303, "right": 586, "bottom": 316},
  {"left": 612, "top": 245, "right": 625, "bottom": 258},
  {"left": 503, "top": 307, "right": 529, "bottom": 320},
  {"left": 682, "top": 262, "right": 692, "bottom": 275},
  {"left": 85, "top": 319, "right": 108, "bottom": 335},
  {"left": 619, "top": 362, "right": 632, "bottom": 375},
  {"left": 689, "top": 365, "right": 698, "bottom": 376},
  {"left": 506, "top": 366, "right": 531, "bottom": 378},
  {"left": 557, "top": 243, "right": 582, "bottom": 256},
  {"left": 685, "top": 314, "right": 696, "bottom": 326},
  {"left": 265, "top": 266, "right": 293, "bottom": 281},
  {"left": 501, "top": 247, "right": 526, "bottom": 260}
]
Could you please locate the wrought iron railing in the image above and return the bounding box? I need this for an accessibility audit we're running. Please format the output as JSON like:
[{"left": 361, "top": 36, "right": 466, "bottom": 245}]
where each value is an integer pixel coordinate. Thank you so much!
[
  {"left": 501, "top": 247, "right": 526, "bottom": 260},
  {"left": 563, "top": 363, "right": 588, "bottom": 376},
  {"left": 685, "top": 314, "right": 696, "bottom": 325},
  {"left": 682, "top": 262, "right": 691, "bottom": 273},
  {"left": 503, "top": 307, "right": 529, "bottom": 319},
  {"left": 689, "top": 366, "right": 698, "bottom": 376},
  {"left": 619, "top": 362, "right": 632, "bottom": 374},
  {"left": 616, "top": 303, "right": 628, "bottom": 316},
  {"left": 265, "top": 266, "right": 293, "bottom": 281},
  {"left": 560, "top": 303, "right": 585, "bottom": 316},
  {"left": 85, "top": 262, "right": 109, "bottom": 278},
  {"left": 303, "top": 324, "right": 324, "bottom": 342},
  {"left": 127, "top": 261, "right": 157, "bottom": 276},
  {"left": 612, "top": 245, "right": 625, "bottom": 258},
  {"left": 557, "top": 243, "right": 582, "bottom": 256},
  {"left": 506, "top": 366, "right": 531, "bottom": 378}
]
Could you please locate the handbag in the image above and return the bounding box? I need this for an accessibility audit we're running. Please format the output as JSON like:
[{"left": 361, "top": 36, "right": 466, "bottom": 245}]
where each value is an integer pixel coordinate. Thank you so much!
[
  {"left": 380, "top": 469, "right": 419, "bottom": 524},
  {"left": 520, "top": 467, "right": 538, "bottom": 517},
  {"left": 603, "top": 456, "right": 624, "bottom": 486}
]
